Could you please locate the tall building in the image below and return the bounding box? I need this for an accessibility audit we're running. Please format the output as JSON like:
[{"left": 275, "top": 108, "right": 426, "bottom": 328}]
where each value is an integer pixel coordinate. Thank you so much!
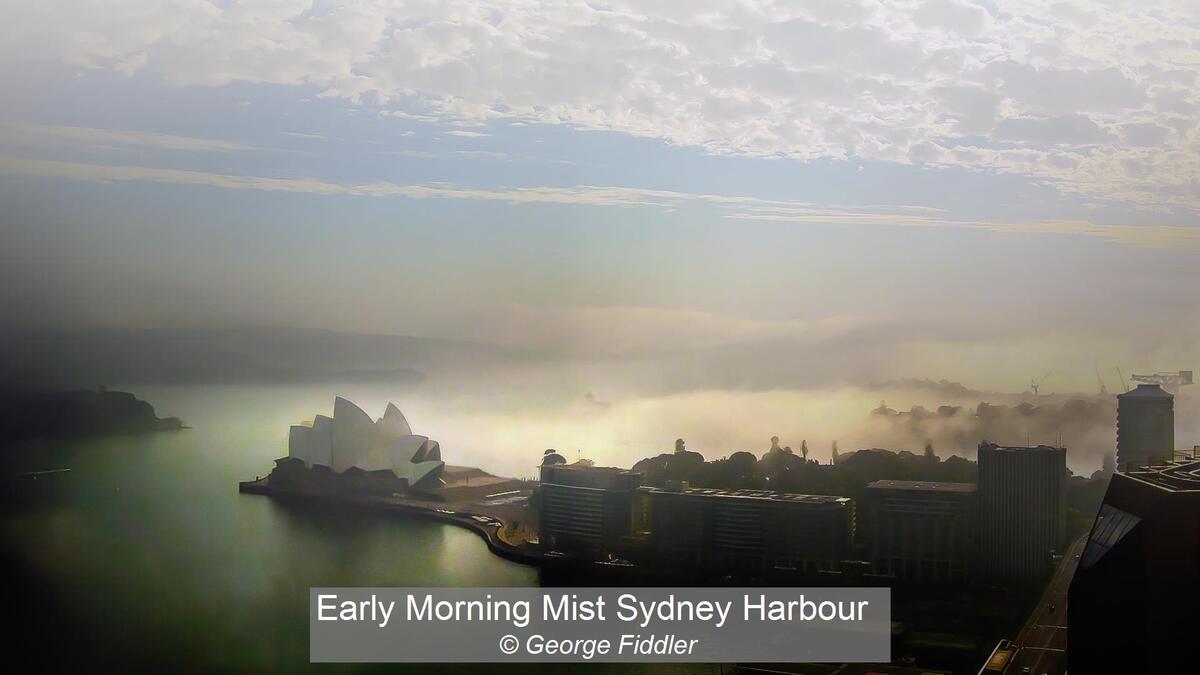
[
  {"left": 1116, "top": 383, "right": 1175, "bottom": 469},
  {"left": 1069, "top": 459, "right": 1200, "bottom": 674},
  {"left": 537, "top": 463, "right": 642, "bottom": 554},
  {"left": 977, "top": 443, "right": 1066, "bottom": 584},
  {"left": 865, "top": 480, "right": 976, "bottom": 584},
  {"left": 633, "top": 483, "right": 854, "bottom": 576}
]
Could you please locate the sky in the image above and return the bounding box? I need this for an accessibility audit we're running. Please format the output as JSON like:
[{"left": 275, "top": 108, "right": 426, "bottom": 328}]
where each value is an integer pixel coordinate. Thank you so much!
[{"left": 1, "top": 0, "right": 1199, "bottom": 401}]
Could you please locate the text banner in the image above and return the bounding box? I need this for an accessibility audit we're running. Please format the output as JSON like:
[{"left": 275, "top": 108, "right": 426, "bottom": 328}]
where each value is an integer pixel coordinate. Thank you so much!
[{"left": 310, "top": 587, "right": 890, "bottom": 663}]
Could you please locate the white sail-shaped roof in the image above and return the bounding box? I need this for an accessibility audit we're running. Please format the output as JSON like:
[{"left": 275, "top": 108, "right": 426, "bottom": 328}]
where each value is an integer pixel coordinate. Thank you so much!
[
  {"left": 332, "top": 397, "right": 380, "bottom": 472},
  {"left": 287, "top": 397, "right": 445, "bottom": 487},
  {"left": 309, "top": 415, "right": 333, "bottom": 467},
  {"left": 386, "top": 434, "right": 427, "bottom": 467},
  {"left": 413, "top": 438, "right": 442, "bottom": 463},
  {"left": 399, "top": 460, "right": 445, "bottom": 488},
  {"left": 288, "top": 425, "right": 312, "bottom": 465},
  {"left": 377, "top": 402, "right": 412, "bottom": 439}
]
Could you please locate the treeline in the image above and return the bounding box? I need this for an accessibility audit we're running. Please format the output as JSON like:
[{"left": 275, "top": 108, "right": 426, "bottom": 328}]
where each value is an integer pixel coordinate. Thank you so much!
[
  {"left": 630, "top": 441, "right": 1108, "bottom": 540},
  {"left": 632, "top": 442, "right": 977, "bottom": 505}
]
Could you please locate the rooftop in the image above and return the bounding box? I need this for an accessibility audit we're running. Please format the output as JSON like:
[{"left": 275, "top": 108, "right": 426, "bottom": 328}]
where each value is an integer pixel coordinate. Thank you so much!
[
  {"left": 979, "top": 443, "right": 1064, "bottom": 453},
  {"left": 866, "top": 480, "right": 977, "bottom": 493},
  {"left": 542, "top": 463, "right": 640, "bottom": 476},
  {"left": 638, "top": 485, "right": 851, "bottom": 505},
  {"left": 1118, "top": 383, "right": 1174, "bottom": 399},
  {"left": 1124, "top": 458, "right": 1200, "bottom": 492}
]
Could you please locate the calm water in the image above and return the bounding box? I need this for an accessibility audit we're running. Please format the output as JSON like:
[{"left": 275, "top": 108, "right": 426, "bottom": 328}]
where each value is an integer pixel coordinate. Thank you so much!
[{"left": 1, "top": 385, "right": 713, "bottom": 673}]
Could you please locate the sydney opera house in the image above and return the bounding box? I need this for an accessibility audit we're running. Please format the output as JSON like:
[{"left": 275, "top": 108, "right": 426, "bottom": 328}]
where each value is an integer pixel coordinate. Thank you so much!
[{"left": 268, "top": 397, "right": 446, "bottom": 494}]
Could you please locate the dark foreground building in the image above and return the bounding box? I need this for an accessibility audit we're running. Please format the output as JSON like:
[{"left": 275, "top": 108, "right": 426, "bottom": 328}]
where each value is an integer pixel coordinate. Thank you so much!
[
  {"left": 633, "top": 482, "right": 854, "bottom": 576},
  {"left": 977, "top": 443, "right": 1066, "bottom": 585},
  {"left": 865, "top": 480, "right": 976, "bottom": 584},
  {"left": 1068, "top": 459, "right": 1200, "bottom": 674},
  {"left": 537, "top": 463, "right": 642, "bottom": 555}
]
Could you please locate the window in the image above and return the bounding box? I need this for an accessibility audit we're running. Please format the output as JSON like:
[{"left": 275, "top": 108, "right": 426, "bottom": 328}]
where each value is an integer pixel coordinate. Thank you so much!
[{"left": 1080, "top": 504, "right": 1141, "bottom": 569}]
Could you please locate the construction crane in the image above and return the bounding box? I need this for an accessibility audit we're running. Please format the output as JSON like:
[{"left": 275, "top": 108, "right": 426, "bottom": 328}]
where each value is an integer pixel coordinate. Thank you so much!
[
  {"left": 1030, "top": 368, "right": 1054, "bottom": 397},
  {"left": 1130, "top": 370, "right": 1194, "bottom": 394},
  {"left": 1116, "top": 366, "right": 1130, "bottom": 393},
  {"left": 1095, "top": 368, "right": 1109, "bottom": 396}
]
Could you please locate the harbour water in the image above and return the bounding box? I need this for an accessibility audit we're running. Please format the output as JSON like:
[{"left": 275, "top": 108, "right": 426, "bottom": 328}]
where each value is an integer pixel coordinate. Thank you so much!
[{"left": 0, "top": 386, "right": 565, "bottom": 671}]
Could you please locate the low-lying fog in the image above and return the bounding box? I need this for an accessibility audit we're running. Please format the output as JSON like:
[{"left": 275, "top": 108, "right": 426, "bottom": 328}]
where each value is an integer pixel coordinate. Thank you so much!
[{"left": 137, "top": 374, "right": 1197, "bottom": 482}]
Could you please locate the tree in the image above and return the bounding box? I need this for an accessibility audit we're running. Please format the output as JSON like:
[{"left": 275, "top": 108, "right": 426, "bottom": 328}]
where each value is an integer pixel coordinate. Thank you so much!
[{"left": 924, "top": 442, "right": 935, "bottom": 459}]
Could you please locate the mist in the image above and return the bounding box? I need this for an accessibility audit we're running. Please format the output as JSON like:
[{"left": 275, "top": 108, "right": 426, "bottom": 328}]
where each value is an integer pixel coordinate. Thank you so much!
[{"left": 5, "top": 324, "right": 1197, "bottom": 478}]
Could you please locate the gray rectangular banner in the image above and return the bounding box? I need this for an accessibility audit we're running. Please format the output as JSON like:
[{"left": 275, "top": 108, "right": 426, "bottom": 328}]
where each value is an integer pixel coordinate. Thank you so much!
[{"left": 310, "top": 587, "right": 890, "bottom": 663}]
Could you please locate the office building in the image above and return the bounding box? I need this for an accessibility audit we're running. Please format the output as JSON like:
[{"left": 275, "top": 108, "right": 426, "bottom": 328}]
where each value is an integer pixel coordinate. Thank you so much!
[
  {"left": 977, "top": 443, "right": 1066, "bottom": 584},
  {"left": 865, "top": 480, "right": 977, "bottom": 584},
  {"left": 537, "top": 463, "right": 643, "bottom": 554},
  {"left": 1069, "top": 458, "right": 1200, "bottom": 674},
  {"left": 1116, "top": 383, "right": 1175, "bottom": 469},
  {"left": 633, "top": 483, "right": 854, "bottom": 575}
]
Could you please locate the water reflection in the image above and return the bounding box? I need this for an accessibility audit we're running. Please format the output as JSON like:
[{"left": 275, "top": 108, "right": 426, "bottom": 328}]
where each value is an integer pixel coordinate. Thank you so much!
[{"left": 1, "top": 384, "right": 732, "bottom": 672}]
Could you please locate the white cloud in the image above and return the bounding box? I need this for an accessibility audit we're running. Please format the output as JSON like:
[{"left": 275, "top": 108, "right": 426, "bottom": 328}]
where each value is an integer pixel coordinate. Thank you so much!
[
  {"left": 3, "top": 1, "right": 1200, "bottom": 208},
  {"left": 913, "top": 0, "right": 990, "bottom": 37},
  {"left": 992, "top": 115, "right": 1113, "bottom": 146},
  {"left": 3, "top": 153, "right": 1197, "bottom": 250}
]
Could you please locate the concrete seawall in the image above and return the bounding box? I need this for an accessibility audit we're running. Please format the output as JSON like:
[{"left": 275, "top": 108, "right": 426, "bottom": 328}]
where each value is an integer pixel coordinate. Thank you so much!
[{"left": 238, "top": 478, "right": 540, "bottom": 566}]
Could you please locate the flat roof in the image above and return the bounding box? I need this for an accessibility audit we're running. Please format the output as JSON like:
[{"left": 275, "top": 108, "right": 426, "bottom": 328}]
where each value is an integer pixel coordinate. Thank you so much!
[
  {"left": 866, "top": 479, "right": 977, "bottom": 493},
  {"left": 542, "top": 463, "right": 639, "bottom": 475},
  {"left": 638, "top": 485, "right": 850, "bottom": 504},
  {"left": 1123, "top": 459, "right": 1200, "bottom": 492},
  {"left": 980, "top": 443, "right": 1064, "bottom": 453}
]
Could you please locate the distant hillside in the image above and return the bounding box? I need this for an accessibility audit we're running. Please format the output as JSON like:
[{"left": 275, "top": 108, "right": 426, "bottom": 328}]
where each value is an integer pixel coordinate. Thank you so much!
[
  {"left": 0, "top": 327, "right": 537, "bottom": 387},
  {"left": 0, "top": 388, "right": 182, "bottom": 443}
]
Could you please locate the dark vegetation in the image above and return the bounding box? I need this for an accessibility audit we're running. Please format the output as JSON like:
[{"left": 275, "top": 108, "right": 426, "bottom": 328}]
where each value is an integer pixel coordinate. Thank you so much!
[
  {"left": 632, "top": 438, "right": 1110, "bottom": 541},
  {"left": 0, "top": 387, "right": 182, "bottom": 443}
]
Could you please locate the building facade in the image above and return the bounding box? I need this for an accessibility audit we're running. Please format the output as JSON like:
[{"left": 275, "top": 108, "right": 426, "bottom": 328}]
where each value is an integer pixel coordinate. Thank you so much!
[
  {"left": 537, "top": 464, "right": 643, "bottom": 555},
  {"left": 1116, "top": 383, "right": 1175, "bottom": 470},
  {"left": 977, "top": 443, "right": 1066, "bottom": 585},
  {"left": 865, "top": 480, "right": 976, "bottom": 584},
  {"left": 633, "top": 483, "right": 854, "bottom": 576},
  {"left": 1069, "top": 459, "right": 1200, "bottom": 674}
]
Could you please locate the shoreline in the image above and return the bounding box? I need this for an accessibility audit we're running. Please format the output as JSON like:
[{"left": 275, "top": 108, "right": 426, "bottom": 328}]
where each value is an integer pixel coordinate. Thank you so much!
[{"left": 238, "top": 477, "right": 543, "bottom": 567}]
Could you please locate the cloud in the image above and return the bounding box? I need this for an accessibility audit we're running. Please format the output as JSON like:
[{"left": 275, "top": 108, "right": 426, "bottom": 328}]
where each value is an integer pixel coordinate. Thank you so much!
[
  {"left": 6, "top": 1, "right": 1200, "bottom": 210},
  {"left": 0, "top": 124, "right": 254, "bottom": 153},
  {"left": 993, "top": 115, "right": 1113, "bottom": 146},
  {"left": 444, "top": 130, "right": 490, "bottom": 138},
  {"left": 4, "top": 154, "right": 1197, "bottom": 250},
  {"left": 727, "top": 207, "right": 1200, "bottom": 251},
  {"left": 913, "top": 0, "right": 991, "bottom": 36}
]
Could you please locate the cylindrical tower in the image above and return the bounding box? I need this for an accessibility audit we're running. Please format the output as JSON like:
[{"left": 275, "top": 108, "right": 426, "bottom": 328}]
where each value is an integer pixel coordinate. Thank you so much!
[{"left": 1116, "top": 384, "right": 1175, "bottom": 470}]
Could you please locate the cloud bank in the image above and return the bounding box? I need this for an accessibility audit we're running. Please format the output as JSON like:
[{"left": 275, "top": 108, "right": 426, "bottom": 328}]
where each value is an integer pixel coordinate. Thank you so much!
[
  {"left": 5, "top": 153, "right": 1198, "bottom": 249},
  {"left": 5, "top": 1, "right": 1200, "bottom": 210}
]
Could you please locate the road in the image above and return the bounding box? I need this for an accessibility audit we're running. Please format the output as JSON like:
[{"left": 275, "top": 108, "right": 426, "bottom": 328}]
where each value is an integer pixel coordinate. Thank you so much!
[{"left": 1002, "top": 535, "right": 1088, "bottom": 674}]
